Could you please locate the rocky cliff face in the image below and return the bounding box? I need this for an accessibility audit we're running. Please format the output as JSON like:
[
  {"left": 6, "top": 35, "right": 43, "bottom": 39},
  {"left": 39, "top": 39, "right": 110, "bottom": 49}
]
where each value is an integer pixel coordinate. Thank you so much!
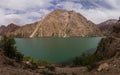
[
  {"left": 98, "top": 19, "right": 117, "bottom": 36},
  {"left": 0, "top": 9, "right": 102, "bottom": 37}
]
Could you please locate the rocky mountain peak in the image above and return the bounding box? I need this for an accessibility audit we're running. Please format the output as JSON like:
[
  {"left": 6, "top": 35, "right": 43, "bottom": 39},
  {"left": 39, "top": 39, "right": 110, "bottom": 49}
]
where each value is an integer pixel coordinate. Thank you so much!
[
  {"left": 7, "top": 23, "right": 19, "bottom": 27},
  {"left": 29, "top": 9, "right": 101, "bottom": 37}
]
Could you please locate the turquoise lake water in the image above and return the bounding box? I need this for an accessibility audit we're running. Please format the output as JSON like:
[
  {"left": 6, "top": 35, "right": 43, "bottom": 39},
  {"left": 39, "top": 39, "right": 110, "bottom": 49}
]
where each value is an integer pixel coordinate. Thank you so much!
[{"left": 15, "top": 37, "right": 102, "bottom": 63}]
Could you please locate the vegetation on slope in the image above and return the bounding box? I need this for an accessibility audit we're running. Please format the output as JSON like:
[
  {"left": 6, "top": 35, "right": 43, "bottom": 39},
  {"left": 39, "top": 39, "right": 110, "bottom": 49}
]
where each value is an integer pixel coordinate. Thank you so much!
[{"left": 0, "top": 35, "right": 24, "bottom": 62}]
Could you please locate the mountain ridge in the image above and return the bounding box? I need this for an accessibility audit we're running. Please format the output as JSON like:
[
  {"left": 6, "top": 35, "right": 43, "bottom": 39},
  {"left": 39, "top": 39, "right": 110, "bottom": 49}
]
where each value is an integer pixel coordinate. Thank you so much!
[
  {"left": 98, "top": 19, "right": 117, "bottom": 36},
  {"left": 0, "top": 23, "right": 20, "bottom": 36},
  {"left": 0, "top": 9, "right": 102, "bottom": 37}
]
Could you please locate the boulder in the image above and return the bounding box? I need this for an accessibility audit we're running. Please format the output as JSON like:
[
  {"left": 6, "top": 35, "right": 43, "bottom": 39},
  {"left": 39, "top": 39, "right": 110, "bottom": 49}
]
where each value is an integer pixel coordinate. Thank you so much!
[{"left": 97, "top": 63, "right": 109, "bottom": 71}]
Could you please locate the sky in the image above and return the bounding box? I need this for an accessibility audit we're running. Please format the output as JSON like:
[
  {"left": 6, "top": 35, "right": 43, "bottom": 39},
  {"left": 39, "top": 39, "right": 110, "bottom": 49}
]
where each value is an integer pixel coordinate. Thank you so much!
[{"left": 0, "top": 0, "right": 120, "bottom": 26}]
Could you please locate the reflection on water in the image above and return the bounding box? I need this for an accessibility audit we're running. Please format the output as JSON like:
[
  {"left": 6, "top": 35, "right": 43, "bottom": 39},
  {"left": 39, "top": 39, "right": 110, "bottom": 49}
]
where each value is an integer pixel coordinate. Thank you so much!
[{"left": 15, "top": 37, "right": 102, "bottom": 63}]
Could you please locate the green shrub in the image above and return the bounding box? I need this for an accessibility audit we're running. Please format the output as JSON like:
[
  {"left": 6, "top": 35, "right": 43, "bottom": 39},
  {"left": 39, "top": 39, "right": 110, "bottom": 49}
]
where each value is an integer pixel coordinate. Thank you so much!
[
  {"left": 15, "top": 52, "right": 24, "bottom": 62},
  {"left": 79, "top": 53, "right": 97, "bottom": 66},
  {"left": 73, "top": 53, "right": 99, "bottom": 70},
  {"left": 0, "top": 36, "right": 24, "bottom": 62},
  {"left": 24, "top": 56, "right": 34, "bottom": 62},
  {"left": 24, "top": 56, "right": 49, "bottom": 67}
]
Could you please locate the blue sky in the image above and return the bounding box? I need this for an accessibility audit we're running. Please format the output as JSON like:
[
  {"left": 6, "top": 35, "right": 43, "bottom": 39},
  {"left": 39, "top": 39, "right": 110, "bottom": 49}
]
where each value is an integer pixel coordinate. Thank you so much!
[{"left": 0, "top": 0, "right": 120, "bottom": 26}]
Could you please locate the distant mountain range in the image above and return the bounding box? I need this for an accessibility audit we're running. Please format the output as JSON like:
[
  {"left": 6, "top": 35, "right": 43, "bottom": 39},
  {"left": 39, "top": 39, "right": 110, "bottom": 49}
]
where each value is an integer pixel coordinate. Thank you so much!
[
  {"left": 0, "top": 9, "right": 102, "bottom": 37},
  {"left": 0, "top": 23, "right": 20, "bottom": 36}
]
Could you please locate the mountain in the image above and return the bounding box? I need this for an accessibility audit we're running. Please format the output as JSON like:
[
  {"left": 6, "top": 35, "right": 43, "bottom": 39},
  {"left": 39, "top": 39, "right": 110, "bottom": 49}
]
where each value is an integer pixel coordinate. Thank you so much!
[
  {"left": 98, "top": 19, "right": 117, "bottom": 36},
  {"left": 0, "top": 9, "right": 102, "bottom": 37},
  {"left": 0, "top": 23, "right": 20, "bottom": 36},
  {"left": 14, "top": 9, "right": 101, "bottom": 37}
]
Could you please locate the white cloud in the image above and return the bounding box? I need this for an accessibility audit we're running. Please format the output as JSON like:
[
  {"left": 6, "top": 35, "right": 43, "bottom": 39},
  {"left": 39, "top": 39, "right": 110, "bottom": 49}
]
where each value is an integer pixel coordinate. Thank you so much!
[
  {"left": 0, "top": 0, "right": 53, "bottom": 10},
  {"left": 57, "top": 0, "right": 120, "bottom": 24},
  {"left": 0, "top": 0, "right": 53, "bottom": 25},
  {"left": 56, "top": 1, "right": 83, "bottom": 10},
  {"left": 0, "top": 0, "right": 120, "bottom": 26},
  {"left": 104, "top": 0, "right": 120, "bottom": 9}
]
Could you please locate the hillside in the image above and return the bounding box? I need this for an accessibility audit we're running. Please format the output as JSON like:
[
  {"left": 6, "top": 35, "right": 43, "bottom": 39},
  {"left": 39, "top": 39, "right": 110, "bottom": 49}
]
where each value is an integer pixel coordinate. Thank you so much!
[
  {"left": 95, "top": 20, "right": 120, "bottom": 68},
  {"left": 13, "top": 22, "right": 37, "bottom": 37}
]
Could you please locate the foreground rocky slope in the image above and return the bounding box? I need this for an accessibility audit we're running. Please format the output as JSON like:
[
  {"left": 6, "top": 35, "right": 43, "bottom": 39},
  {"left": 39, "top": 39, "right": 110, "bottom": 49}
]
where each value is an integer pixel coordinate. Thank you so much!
[
  {"left": 0, "top": 50, "right": 40, "bottom": 75},
  {"left": 96, "top": 21, "right": 120, "bottom": 59}
]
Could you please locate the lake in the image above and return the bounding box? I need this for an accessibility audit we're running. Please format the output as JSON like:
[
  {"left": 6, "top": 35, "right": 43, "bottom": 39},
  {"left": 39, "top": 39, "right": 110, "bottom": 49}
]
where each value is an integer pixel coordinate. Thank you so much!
[{"left": 15, "top": 37, "right": 103, "bottom": 63}]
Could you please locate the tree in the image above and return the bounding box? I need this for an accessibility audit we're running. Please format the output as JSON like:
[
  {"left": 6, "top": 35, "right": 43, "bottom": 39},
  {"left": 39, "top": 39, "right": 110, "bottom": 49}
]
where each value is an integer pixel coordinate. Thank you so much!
[{"left": 0, "top": 35, "right": 23, "bottom": 62}]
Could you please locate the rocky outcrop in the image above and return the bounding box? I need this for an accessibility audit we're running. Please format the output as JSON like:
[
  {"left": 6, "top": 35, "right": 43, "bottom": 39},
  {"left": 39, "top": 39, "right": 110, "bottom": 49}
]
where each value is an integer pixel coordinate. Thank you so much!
[
  {"left": 98, "top": 19, "right": 117, "bottom": 36},
  {"left": 95, "top": 21, "right": 120, "bottom": 59},
  {"left": 97, "top": 63, "right": 109, "bottom": 71},
  {"left": 95, "top": 37, "right": 120, "bottom": 59}
]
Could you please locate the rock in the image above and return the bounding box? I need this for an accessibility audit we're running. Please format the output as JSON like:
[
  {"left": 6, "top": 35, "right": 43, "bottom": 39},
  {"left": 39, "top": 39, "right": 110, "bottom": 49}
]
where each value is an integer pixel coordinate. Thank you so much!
[
  {"left": 23, "top": 61, "right": 31, "bottom": 66},
  {"left": 113, "top": 65, "right": 117, "bottom": 67},
  {"left": 38, "top": 66, "right": 45, "bottom": 69},
  {"left": 97, "top": 63, "right": 109, "bottom": 71}
]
